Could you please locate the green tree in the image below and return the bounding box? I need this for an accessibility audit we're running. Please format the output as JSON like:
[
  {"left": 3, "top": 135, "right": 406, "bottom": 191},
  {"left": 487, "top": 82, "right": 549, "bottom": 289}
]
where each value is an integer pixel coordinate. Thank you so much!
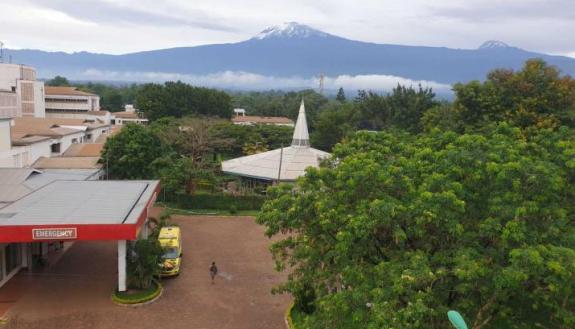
[
  {"left": 336, "top": 87, "right": 346, "bottom": 102},
  {"left": 45, "top": 75, "right": 70, "bottom": 86},
  {"left": 258, "top": 126, "right": 575, "bottom": 329},
  {"left": 310, "top": 102, "right": 357, "bottom": 151},
  {"left": 100, "top": 124, "right": 167, "bottom": 179},
  {"left": 126, "top": 237, "right": 163, "bottom": 289},
  {"left": 354, "top": 85, "right": 438, "bottom": 132},
  {"left": 135, "top": 81, "right": 233, "bottom": 121},
  {"left": 453, "top": 59, "right": 575, "bottom": 130}
]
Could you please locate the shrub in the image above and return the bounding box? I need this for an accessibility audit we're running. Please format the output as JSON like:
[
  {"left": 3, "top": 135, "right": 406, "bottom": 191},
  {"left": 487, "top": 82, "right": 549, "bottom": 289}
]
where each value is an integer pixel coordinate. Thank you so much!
[{"left": 173, "top": 192, "right": 265, "bottom": 210}]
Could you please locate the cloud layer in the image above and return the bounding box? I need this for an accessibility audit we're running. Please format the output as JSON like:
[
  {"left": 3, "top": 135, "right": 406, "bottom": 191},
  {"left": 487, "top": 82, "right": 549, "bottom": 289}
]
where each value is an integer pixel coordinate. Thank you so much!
[{"left": 79, "top": 69, "right": 452, "bottom": 92}]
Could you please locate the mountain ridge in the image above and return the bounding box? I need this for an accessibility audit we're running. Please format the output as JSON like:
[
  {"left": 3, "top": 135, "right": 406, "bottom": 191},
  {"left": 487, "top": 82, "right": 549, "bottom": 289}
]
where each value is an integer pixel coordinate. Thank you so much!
[{"left": 4, "top": 22, "right": 575, "bottom": 88}]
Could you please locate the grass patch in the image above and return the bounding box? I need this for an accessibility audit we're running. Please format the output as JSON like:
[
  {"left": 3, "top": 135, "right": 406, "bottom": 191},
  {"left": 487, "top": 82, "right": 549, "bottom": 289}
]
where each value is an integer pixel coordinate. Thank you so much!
[
  {"left": 112, "top": 280, "right": 162, "bottom": 305},
  {"left": 287, "top": 303, "right": 308, "bottom": 329}
]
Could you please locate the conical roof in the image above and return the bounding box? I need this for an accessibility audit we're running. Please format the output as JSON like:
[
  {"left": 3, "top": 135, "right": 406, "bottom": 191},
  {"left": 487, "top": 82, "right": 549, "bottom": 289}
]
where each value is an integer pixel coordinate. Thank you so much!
[
  {"left": 221, "top": 98, "right": 331, "bottom": 181},
  {"left": 291, "top": 99, "right": 309, "bottom": 147}
]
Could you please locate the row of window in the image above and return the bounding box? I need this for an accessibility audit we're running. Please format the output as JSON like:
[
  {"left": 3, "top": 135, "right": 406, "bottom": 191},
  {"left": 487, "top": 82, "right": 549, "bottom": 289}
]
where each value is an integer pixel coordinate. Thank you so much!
[{"left": 45, "top": 98, "right": 88, "bottom": 103}]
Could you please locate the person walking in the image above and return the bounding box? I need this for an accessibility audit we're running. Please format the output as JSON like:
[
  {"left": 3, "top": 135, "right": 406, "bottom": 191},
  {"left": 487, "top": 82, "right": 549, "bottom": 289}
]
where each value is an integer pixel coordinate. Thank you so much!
[{"left": 209, "top": 261, "right": 218, "bottom": 284}]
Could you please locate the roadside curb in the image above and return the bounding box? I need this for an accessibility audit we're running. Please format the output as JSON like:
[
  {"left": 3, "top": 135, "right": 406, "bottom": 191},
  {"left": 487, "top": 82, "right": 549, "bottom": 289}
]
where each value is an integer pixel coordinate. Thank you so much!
[{"left": 111, "top": 283, "right": 163, "bottom": 307}]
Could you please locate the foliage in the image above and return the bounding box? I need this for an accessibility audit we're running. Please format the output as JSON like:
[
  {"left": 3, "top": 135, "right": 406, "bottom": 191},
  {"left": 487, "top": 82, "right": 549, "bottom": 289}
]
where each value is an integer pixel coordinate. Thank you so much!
[
  {"left": 257, "top": 126, "right": 575, "bottom": 329},
  {"left": 210, "top": 122, "right": 293, "bottom": 157},
  {"left": 173, "top": 192, "right": 265, "bottom": 211},
  {"left": 100, "top": 124, "right": 167, "bottom": 179},
  {"left": 336, "top": 87, "right": 346, "bottom": 103},
  {"left": 355, "top": 84, "right": 438, "bottom": 133},
  {"left": 310, "top": 102, "right": 357, "bottom": 151},
  {"left": 453, "top": 59, "right": 575, "bottom": 130},
  {"left": 76, "top": 82, "right": 141, "bottom": 112},
  {"left": 45, "top": 75, "right": 70, "bottom": 86},
  {"left": 126, "top": 238, "right": 163, "bottom": 290},
  {"left": 135, "top": 81, "right": 233, "bottom": 120}
]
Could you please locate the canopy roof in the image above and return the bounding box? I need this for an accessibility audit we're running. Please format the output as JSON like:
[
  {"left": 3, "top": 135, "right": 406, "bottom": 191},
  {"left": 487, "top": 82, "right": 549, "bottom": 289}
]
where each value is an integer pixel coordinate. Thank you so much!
[{"left": 222, "top": 100, "right": 330, "bottom": 181}]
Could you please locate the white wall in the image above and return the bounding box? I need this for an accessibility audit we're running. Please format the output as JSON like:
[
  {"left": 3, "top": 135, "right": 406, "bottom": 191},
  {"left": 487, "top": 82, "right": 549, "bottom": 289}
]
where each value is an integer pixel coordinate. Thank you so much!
[
  {"left": 0, "top": 139, "right": 52, "bottom": 168},
  {"left": 55, "top": 131, "right": 86, "bottom": 155},
  {"left": 0, "top": 119, "right": 11, "bottom": 152}
]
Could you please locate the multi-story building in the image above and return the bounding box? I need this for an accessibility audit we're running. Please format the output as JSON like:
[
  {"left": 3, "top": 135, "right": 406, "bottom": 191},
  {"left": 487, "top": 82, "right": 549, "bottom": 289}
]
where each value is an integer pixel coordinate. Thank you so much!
[
  {"left": 0, "top": 63, "right": 45, "bottom": 118},
  {"left": 44, "top": 86, "right": 100, "bottom": 114}
]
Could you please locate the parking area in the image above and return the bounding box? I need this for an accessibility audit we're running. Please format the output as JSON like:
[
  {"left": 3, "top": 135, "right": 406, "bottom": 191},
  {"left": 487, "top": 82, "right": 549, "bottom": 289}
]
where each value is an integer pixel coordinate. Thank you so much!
[{"left": 1, "top": 214, "right": 291, "bottom": 329}]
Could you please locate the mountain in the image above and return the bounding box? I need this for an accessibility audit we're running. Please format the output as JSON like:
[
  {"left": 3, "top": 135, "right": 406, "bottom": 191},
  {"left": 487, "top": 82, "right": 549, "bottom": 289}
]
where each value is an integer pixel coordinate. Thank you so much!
[{"left": 5, "top": 22, "right": 575, "bottom": 88}]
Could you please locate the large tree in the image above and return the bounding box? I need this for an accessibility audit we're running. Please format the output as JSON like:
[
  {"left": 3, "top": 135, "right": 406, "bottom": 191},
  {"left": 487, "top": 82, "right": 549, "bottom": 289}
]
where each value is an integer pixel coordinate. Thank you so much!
[
  {"left": 453, "top": 59, "right": 575, "bottom": 130},
  {"left": 100, "top": 124, "right": 167, "bottom": 179},
  {"left": 258, "top": 126, "right": 575, "bottom": 329},
  {"left": 135, "top": 81, "right": 233, "bottom": 121}
]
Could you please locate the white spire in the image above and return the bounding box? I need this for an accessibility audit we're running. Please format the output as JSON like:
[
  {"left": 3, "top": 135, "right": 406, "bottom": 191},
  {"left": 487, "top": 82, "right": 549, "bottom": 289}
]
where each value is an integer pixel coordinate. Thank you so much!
[{"left": 292, "top": 99, "right": 310, "bottom": 147}]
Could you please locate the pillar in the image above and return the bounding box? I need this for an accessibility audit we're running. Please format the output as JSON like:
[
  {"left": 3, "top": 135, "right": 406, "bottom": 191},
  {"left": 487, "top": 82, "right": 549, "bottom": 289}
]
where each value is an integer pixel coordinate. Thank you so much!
[
  {"left": 21, "top": 243, "right": 29, "bottom": 269},
  {"left": 118, "top": 240, "right": 127, "bottom": 292}
]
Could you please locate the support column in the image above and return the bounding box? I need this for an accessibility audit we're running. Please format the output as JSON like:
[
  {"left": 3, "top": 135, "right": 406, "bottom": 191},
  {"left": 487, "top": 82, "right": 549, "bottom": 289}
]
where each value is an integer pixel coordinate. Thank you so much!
[
  {"left": 118, "top": 240, "right": 127, "bottom": 292},
  {"left": 21, "top": 243, "right": 29, "bottom": 269},
  {"left": 140, "top": 219, "right": 149, "bottom": 239}
]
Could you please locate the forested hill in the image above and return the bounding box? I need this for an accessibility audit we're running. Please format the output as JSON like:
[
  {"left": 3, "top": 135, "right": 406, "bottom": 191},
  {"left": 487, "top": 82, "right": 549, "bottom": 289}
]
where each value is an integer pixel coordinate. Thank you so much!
[{"left": 6, "top": 23, "right": 575, "bottom": 86}]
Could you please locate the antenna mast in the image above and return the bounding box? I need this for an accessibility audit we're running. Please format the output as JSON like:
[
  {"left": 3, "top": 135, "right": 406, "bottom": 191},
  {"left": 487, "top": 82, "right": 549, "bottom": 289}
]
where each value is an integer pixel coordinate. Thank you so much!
[{"left": 318, "top": 72, "right": 325, "bottom": 95}]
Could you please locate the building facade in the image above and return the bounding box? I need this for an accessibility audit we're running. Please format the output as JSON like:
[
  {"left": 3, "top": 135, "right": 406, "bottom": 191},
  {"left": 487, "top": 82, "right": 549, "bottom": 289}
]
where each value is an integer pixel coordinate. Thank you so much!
[
  {"left": 44, "top": 86, "right": 100, "bottom": 114},
  {"left": 0, "top": 63, "right": 45, "bottom": 118}
]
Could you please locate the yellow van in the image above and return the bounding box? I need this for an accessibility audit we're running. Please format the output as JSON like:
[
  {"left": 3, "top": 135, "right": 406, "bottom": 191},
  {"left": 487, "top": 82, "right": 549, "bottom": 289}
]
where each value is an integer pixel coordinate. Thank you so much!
[{"left": 158, "top": 226, "right": 182, "bottom": 276}]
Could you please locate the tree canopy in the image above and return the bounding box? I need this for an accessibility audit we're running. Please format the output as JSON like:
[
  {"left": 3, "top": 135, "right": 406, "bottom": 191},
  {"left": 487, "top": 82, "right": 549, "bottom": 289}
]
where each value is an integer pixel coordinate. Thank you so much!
[
  {"left": 135, "top": 81, "right": 233, "bottom": 120},
  {"left": 258, "top": 125, "right": 575, "bottom": 329}
]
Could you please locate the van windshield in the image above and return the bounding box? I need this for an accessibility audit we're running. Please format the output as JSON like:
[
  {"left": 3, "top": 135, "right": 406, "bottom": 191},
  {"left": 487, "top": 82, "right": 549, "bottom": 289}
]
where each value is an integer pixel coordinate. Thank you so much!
[{"left": 163, "top": 247, "right": 179, "bottom": 259}]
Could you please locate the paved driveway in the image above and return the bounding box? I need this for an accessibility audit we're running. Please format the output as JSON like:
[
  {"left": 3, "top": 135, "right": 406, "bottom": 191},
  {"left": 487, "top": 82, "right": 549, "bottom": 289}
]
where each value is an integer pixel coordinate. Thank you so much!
[{"left": 3, "top": 215, "right": 291, "bottom": 329}]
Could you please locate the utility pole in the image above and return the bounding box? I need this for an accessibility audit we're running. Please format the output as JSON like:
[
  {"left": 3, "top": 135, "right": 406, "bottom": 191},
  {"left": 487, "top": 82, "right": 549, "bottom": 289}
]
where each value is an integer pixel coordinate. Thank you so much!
[
  {"left": 277, "top": 144, "right": 284, "bottom": 184},
  {"left": 319, "top": 72, "right": 325, "bottom": 95},
  {"left": 0, "top": 41, "right": 4, "bottom": 63}
]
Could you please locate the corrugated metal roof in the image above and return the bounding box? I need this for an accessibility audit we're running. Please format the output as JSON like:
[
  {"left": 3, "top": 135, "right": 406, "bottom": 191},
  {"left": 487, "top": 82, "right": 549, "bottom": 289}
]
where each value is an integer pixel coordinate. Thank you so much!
[
  {"left": 0, "top": 180, "right": 158, "bottom": 226},
  {"left": 32, "top": 156, "right": 102, "bottom": 169},
  {"left": 0, "top": 168, "right": 99, "bottom": 203}
]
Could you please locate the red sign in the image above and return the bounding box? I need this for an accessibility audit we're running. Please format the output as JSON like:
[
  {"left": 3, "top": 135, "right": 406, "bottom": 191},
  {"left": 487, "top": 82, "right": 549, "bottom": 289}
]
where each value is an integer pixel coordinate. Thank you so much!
[{"left": 32, "top": 228, "right": 77, "bottom": 240}]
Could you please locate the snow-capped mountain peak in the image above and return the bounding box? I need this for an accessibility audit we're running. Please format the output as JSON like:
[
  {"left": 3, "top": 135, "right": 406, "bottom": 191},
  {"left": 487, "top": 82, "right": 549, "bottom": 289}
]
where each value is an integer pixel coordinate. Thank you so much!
[
  {"left": 253, "top": 22, "right": 330, "bottom": 40},
  {"left": 479, "top": 40, "right": 511, "bottom": 49}
]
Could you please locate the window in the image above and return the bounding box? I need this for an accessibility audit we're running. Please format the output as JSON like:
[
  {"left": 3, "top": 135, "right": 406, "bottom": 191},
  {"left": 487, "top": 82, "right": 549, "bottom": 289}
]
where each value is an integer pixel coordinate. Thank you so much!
[
  {"left": 51, "top": 143, "right": 61, "bottom": 153},
  {"left": 71, "top": 138, "right": 78, "bottom": 144}
]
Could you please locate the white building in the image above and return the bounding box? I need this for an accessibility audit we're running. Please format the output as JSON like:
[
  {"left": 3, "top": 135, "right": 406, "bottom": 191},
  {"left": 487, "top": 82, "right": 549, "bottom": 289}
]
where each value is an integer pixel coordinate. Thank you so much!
[
  {"left": 0, "top": 63, "right": 45, "bottom": 118},
  {"left": 113, "top": 104, "right": 148, "bottom": 125},
  {"left": 44, "top": 86, "right": 100, "bottom": 115}
]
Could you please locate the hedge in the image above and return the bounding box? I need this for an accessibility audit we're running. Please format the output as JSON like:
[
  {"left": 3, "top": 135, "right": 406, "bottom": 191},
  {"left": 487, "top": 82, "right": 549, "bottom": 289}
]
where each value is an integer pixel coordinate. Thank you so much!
[{"left": 172, "top": 192, "right": 265, "bottom": 211}]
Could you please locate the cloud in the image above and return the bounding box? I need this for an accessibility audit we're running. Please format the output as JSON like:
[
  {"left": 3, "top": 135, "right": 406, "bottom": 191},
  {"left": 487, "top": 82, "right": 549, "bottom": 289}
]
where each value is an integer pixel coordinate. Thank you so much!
[
  {"left": 25, "top": 0, "right": 236, "bottom": 32},
  {"left": 79, "top": 69, "right": 453, "bottom": 92},
  {"left": 429, "top": 0, "right": 575, "bottom": 22}
]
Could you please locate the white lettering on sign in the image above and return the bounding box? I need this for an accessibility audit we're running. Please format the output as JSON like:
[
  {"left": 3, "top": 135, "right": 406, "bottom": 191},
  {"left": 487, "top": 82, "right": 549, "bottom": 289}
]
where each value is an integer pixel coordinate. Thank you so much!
[{"left": 32, "top": 228, "right": 77, "bottom": 240}]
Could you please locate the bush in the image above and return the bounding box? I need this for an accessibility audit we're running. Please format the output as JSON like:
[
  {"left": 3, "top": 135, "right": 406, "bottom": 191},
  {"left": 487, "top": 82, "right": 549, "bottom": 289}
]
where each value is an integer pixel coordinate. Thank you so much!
[
  {"left": 126, "top": 238, "right": 163, "bottom": 290},
  {"left": 229, "top": 205, "right": 238, "bottom": 215},
  {"left": 173, "top": 192, "right": 265, "bottom": 211}
]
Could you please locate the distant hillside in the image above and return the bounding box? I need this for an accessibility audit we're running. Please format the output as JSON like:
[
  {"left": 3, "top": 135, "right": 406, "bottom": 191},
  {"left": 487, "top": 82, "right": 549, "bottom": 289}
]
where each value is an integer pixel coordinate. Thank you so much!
[{"left": 6, "top": 22, "right": 575, "bottom": 89}]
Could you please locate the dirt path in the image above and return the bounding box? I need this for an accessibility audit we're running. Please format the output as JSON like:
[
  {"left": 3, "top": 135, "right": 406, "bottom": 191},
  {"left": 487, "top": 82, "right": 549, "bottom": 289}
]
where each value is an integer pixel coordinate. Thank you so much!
[{"left": 3, "top": 215, "right": 291, "bottom": 329}]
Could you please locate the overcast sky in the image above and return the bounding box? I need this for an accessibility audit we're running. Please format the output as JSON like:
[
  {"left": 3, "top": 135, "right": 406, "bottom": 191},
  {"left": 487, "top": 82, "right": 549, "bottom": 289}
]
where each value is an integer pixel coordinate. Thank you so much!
[{"left": 0, "top": 0, "right": 573, "bottom": 58}]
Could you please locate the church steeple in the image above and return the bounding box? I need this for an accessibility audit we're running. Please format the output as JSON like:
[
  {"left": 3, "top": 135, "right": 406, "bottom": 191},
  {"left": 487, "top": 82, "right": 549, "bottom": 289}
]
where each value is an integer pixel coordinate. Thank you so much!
[{"left": 291, "top": 99, "right": 310, "bottom": 147}]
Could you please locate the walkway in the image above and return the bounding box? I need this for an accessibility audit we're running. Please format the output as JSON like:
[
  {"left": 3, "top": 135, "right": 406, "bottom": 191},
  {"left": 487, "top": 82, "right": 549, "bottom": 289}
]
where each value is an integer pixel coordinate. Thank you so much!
[{"left": 1, "top": 215, "right": 290, "bottom": 329}]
